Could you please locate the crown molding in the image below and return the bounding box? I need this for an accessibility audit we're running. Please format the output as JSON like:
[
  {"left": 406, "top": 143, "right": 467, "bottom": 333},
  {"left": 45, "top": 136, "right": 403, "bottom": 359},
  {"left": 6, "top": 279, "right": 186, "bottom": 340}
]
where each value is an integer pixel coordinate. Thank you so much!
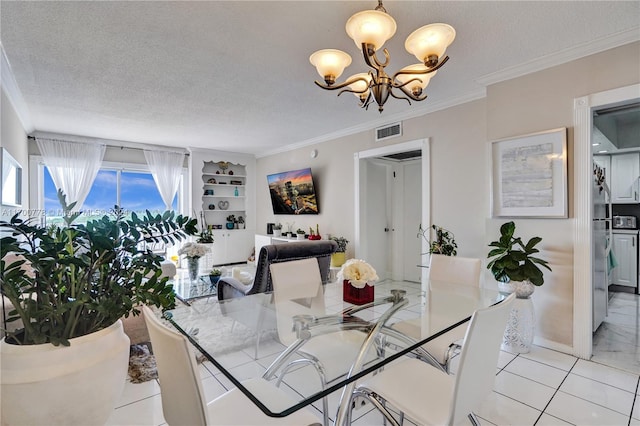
[
  {"left": 477, "top": 28, "right": 640, "bottom": 87},
  {"left": 255, "top": 88, "right": 486, "bottom": 158},
  {"left": 1, "top": 44, "right": 34, "bottom": 133}
]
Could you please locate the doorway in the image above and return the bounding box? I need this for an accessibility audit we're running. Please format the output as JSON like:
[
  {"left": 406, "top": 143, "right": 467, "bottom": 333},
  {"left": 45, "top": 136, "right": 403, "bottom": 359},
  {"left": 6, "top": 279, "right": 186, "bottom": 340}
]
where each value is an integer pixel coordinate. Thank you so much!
[
  {"left": 573, "top": 83, "right": 640, "bottom": 367},
  {"left": 354, "top": 139, "right": 430, "bottom": 284}
]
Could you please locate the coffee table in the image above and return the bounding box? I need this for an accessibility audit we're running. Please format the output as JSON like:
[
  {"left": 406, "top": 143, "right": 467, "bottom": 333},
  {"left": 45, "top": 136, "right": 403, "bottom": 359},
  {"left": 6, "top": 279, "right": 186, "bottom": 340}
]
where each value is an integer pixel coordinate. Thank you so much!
[{"left": 171, "top": 270, "right": 218, "bottom": 304}]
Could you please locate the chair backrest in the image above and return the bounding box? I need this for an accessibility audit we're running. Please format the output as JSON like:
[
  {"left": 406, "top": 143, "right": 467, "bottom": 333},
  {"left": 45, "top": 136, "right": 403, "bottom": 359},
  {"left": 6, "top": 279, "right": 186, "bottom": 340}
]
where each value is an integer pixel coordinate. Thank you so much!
[
  {"left": 270, "top": 258, "right": 325, "bottom": 346},
  {"left": 142, "top": 306, "right": 208, "bottom": 426},
  {"left": 249, "top": 240, "right": 338, "bottom": 296},
  {"left": 429, "top": 254, "right": 481, "bottom": 286},
  {"left": 448, "top": 293, "right": 515, "bottom": 425}
]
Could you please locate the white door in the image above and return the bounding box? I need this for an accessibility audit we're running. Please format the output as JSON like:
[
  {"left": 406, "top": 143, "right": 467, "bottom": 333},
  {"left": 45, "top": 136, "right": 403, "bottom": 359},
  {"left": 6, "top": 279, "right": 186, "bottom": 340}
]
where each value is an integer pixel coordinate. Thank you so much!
[
  {"left": 401, "top": 161, "right": 422, "bottom": 282},
  {"left": 362, "top": 158, "right": 392, "bottom": 281}
]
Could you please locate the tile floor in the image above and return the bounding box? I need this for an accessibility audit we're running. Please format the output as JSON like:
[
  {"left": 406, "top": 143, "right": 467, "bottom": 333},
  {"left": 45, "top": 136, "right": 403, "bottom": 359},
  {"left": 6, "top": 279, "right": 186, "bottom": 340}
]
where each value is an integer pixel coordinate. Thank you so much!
[
  {"left": 593, "top": 291, "right": 640, "bottom": 375},
  {"left": 107, "top": 283, "right": 640, "bottom": 426}
]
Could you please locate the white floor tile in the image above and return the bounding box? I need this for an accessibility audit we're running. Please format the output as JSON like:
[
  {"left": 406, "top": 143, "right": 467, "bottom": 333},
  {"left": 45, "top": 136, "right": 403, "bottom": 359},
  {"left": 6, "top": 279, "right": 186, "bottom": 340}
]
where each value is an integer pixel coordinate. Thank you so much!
[
  {"left": 519, "top": 346, "right": 578, "bottom": 371},
  {"left": 632, "top": 396, "right": 640, "bottom": 420},
  {"left": 503, "top": 356, "right": 568, "bottom": 388},
  {"left": 474, "top": 391, "right": 541, "bottom": 426},
  {"left": 572, "top": 358, "right": 639, "bottom": 392},
  {"left": 493, "top": 370, "right": 556, "bottom": 410},
  {"left": 115, "top": 379, "right": 161, "bottom": 408},
  {"left": 534, "top": 413, "right": 573, "bottom": 425},
  {"left": 545, "top": 391, "right": 630, "bottom": 425},
  {"left": 497, "top": 350, "right": 518, "bottom": 369},
  {"left": 560, "top": 373, "right": 635, "bottom": 416}
]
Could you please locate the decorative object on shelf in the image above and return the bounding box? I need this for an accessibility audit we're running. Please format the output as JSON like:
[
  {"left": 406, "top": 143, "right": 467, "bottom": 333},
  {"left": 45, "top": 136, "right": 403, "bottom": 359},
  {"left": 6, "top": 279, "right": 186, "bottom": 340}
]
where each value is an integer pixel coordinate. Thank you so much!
[
  {"left": 218, "top": 181, "right": 227, "bottom": 184},
  {"left": 308, "top": 224, "right": 322, "bottom": 240},
  {"left": 234, "top": 187, "right": 239, "bottom": 197},
  {"left": 218, "top": 200, "right": 229, "bottom": 210},
  {"left": 273, "top": 222, "right": 282, "bottom": 237},
  {"left": 309, "top": 0, "right": 455, "bottom": 113},
  {"left": 330, "top": 236, "right": 349, "bottom": 267},
  {"left": 216, "top": 171, "right": 220, "bottom": 174},
  {"left": 217, "top": 161, "right": 230, "bottom": 174},
  {"left": 419, "top": 224, "right": 457, "bottom": 256},
  {"left": 230, "top": 180, "right": 243, "bottom": 185},
  {"left": 267, "top": 222, "right": 275, "bottom": 235},
  {"left": 204, "top": 189, "right": 214, "bottom": 196},
  {"left": 207, "top": 177, "right": 217, "bottom": 184},
  {"left": 209, "top": 268, "right": 222, "bottom": 285},
  {"left": 178, "top": 242, "right": 211, "bottom": 283},
  {"left": 338, "top": 259, "right": 379, "bottom": 305},
  {"left": 296, "top": 228, "right": 306, "bottom": 240},
  {"left": 208, "top": 204, "right": 215, "bottom": 210},
  {"left": 487, "top": 221, "right": 552, "bottom": 353},
  {"left": 228, "top": 170, "right": 234, "bottom": 176},
  {"left": 491, "top": 128, "right": 568, "bottom": 218},
  {"left": 0, "top": 190, "right": 197, "bottom": 425},
  {"left": 237, "top": 216, "right": 245, "bottom": 229},
  {"left": 226, "top": 214, "right": 236, "bottom": 230}
]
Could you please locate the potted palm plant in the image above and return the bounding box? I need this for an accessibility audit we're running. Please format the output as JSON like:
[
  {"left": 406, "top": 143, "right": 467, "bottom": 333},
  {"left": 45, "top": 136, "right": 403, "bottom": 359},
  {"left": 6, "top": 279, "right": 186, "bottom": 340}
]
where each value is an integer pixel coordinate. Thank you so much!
[{"left": 0, "top": 190, "right": 197, "bottom": 425}]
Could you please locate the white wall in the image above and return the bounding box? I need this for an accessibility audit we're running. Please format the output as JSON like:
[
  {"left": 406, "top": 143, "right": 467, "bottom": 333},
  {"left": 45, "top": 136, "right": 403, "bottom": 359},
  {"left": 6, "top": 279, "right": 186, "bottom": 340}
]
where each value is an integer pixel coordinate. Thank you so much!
[
  {"left": 1, "top": 87, "right": 29, "bottom": 220},
  {"left": 256, "top": 41, "right": 640, "bottom": 350}
]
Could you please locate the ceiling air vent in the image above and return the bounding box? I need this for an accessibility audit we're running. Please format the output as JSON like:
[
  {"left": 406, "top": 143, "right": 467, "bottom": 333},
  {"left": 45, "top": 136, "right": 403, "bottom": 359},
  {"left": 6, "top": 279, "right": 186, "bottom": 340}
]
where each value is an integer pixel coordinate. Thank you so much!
[{"left": 375, "top": 122, "right": 402, "bottom": 142}]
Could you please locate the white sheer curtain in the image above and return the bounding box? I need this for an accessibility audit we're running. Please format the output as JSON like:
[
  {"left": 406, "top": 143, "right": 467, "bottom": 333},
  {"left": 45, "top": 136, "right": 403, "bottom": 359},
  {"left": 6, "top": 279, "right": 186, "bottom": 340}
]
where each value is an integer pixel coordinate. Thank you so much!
[
  {"left": 36, "top": 138, "right": 105, "bottom": 211},
  {"left": 143, "top": 150, "right": 185, "bottom": 210}
]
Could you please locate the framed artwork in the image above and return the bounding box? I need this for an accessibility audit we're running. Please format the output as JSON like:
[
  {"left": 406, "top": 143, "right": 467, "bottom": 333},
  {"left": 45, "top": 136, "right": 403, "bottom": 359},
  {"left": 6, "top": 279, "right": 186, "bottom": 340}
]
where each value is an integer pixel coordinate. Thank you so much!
[{"left": 491, "top": 128, "right": 567, "bottom": 218}]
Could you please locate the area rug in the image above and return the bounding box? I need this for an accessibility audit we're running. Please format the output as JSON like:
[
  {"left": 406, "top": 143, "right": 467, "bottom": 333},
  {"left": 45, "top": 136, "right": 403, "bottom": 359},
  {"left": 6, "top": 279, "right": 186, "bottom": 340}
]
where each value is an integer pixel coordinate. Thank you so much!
[{"left": 128, "top": 344, "right": 157, "bottom": 384}]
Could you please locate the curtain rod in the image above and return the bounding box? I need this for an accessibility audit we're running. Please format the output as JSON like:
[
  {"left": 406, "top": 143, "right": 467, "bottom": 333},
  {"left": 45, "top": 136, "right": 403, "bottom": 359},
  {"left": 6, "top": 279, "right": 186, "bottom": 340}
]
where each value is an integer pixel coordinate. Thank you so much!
[{"left": 28, "top": 136, "right": 189, "bottom": 156}]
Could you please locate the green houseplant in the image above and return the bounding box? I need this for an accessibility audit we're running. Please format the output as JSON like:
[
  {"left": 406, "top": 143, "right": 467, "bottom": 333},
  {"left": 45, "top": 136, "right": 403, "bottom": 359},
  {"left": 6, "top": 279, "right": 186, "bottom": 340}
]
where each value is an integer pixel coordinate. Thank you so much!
[
  {"left": 0, "top": 190, "right": 197, "bottom": 426},
  {"left": 209, "top": 268, "right": 222, "bottom": 285},
  {"left": 486, "top": 221, "right": 551, "bottom": 286},
  {"left": 419, "top": 224, "right": 458, "bottom": 256},
  {"left": 330, "top": 236, "right": 349, "bottom": 267}
]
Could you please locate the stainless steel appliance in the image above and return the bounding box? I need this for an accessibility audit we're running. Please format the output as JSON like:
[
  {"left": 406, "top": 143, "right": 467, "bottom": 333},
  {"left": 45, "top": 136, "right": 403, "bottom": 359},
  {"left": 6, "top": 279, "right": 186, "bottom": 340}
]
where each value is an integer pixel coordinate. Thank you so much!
[
  {"left": 593, "top": 162, "right": 612, "bottom": 332},
  {"left": 613, "top": 215, "right": 637, "bottom": 229}
]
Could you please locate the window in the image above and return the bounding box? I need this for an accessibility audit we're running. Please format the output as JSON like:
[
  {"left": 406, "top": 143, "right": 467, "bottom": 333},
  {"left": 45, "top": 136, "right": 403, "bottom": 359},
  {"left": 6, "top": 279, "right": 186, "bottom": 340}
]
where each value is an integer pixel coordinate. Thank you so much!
[{"left": 41, "top": 162, "right": 182, "bottom": 225}]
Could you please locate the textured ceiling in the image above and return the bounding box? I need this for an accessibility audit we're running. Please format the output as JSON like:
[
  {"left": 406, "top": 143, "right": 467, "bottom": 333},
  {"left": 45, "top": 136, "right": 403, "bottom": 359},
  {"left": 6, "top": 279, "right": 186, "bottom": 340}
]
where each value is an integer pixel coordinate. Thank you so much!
[{"left": 1, "top": 1, "right": 639, "bottom": 155}]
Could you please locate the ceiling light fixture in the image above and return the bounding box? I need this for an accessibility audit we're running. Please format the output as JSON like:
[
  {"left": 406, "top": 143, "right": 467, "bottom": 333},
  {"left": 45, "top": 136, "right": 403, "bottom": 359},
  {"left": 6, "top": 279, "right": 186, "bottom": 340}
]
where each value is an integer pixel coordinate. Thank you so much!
[{"left": 310, "top": 1, "right": 455, "bottom": 113}]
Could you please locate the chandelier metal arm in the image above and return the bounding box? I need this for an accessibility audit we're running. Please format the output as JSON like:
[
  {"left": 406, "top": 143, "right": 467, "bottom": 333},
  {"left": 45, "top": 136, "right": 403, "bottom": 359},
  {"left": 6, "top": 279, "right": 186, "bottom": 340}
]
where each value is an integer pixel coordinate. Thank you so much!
[
  {"left": 313, "top": 76, "right": 370, "bottom": 92},
  {"left": 393, "top": 85, "right": 428, "bottom": 102},
  {"left": 362, "top": 44, "right": 390, "bottom": 70}
]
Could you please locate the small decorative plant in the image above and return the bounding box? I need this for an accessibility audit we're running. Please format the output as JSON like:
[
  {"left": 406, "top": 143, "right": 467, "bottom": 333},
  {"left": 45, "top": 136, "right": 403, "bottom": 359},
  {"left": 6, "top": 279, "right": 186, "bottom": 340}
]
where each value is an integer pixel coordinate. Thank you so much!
[
  {"left": 237, "top": 216, "right": 244, "bottom": 224},
  {"left": 338, "top": 259, "right": 379, "bottom": 288},
  {"left": 296, "top": 228, "right": 306, "bottom": 235},
  {"left": 226, "top": 214, "right": 236, "bottom": 223},
  {"left": 273, "top": 223, "right": 282, "bottom": 230},
  {"left": 419, "top": 224, "right": 457, "bottom": 256},
  {"left": 209, "top": 268, "right": 222, "bottom": 276},
  {"left": 330, "top": 236, "right": 349, "bottom": 252},
  {"left": 196, "top": 228, "right": 214, "bottom": 244},
  {"left": 487, "top": 221, "right": 552, "bottom": 286}
]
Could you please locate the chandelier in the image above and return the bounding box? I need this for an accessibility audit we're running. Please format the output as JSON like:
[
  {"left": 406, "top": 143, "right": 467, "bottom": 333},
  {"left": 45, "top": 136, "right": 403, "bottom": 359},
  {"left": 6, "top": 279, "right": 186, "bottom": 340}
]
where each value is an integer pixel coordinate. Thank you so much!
[{"left": 309, "top": 1, "right": 455, "bottom": 113}]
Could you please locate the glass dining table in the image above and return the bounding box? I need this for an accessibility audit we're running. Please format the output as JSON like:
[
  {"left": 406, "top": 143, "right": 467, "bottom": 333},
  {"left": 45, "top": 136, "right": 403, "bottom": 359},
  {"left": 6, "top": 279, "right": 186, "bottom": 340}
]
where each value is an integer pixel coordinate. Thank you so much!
[{"left": 163, "top": 279, "right": 502, "bottom": 425}]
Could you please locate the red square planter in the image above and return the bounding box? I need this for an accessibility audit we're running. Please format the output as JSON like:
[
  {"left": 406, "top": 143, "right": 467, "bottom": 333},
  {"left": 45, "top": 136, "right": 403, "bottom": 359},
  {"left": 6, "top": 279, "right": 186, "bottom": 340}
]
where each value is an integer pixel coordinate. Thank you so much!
[{"left": 343, "top": 280, "right": 374, "bottom": 305}]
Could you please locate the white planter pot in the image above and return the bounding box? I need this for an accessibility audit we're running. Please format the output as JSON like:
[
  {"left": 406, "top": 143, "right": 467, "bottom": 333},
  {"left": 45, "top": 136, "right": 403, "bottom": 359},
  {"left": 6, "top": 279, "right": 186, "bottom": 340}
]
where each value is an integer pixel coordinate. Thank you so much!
[
  {"left": 502, "top": 280, "right": 536, "bottom": 353},
  {"left": 273, "top": 229, "right": 282, "bottom": 237},
  {"left": 1, "top": 320, "right": 130, "bottom": 425}
]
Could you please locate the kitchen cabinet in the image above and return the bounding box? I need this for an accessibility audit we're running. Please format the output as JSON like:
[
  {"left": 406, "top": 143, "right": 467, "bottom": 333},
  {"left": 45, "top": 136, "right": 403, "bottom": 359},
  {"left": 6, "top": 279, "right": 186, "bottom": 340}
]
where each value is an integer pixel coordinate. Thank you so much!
[
  {"left": 611, "top": 230, "right": 638, "bottom": 288},
  {"left": 611, "top": 153, "right": 640, "bottom": 203}
]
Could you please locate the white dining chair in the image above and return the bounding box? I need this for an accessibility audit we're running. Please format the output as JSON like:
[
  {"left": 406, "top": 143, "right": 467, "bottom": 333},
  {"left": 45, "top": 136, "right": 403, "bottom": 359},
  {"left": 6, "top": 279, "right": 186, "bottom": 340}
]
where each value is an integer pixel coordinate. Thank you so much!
[
  {"left": 392, "top": 254, "right": 481, "bottom": 372},
  {"left": 268, "top": 258, "right": 376, "bottom": 426},
  {"left": 141, "top": 305, "right": 321, "bottom": 426},
  {"left": 347, "top": 293, "right": 515, "bottom": 426}
]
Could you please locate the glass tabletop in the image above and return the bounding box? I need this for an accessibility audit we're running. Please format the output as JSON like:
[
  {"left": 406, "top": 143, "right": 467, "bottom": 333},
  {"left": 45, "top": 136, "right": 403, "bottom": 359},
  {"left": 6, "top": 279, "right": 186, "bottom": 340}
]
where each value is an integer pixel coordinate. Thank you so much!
[
  {"left": 163, "top": 279, "right": 502, "bottom": 422},
  {"left": 170, "top": 270, "right": 218, "bottom": 304}
]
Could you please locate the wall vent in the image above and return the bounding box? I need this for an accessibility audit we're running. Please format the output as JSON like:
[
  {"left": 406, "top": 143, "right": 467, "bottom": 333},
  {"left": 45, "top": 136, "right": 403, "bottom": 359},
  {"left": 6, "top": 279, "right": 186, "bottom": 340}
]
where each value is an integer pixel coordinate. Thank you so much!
[{"left": 375, "top": 122, "right": 402, "bottom": 142}]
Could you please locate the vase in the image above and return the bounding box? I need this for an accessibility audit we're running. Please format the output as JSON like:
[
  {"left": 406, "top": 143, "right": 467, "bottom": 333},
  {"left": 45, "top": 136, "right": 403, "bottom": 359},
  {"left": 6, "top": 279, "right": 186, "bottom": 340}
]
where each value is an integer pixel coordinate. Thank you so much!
[
  {"left": 273, "top": 229, "right": 282, "bottom": 237},
  {"left": 331, "top": 252, "right": 346, "bottom": 267},
  {"left": 502, "top": 280, "right": 535, "bottom": 353},
  {"left": 187, "top": 257, "right": 199, "bottom": 282},
  {"left": 343, "top": 280, "right": 374, "bottom": 305}
]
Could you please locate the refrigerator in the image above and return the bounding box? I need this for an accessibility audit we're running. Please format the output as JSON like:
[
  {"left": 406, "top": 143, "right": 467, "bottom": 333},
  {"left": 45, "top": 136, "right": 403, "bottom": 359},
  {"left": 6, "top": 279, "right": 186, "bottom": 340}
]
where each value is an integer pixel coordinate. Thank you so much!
[{"left": 593, "top": 161, "right": 611, "bottom": 332}]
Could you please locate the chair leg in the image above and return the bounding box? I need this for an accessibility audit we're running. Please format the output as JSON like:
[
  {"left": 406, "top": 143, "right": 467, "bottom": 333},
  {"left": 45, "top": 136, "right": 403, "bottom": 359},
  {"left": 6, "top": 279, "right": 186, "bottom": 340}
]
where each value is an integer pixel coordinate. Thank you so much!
[
  {"left": 351, "top": 387, "right": 401, "bottom": 426},
  {"left": 468, "top": 413, "right": 481, "bottom": 426}
]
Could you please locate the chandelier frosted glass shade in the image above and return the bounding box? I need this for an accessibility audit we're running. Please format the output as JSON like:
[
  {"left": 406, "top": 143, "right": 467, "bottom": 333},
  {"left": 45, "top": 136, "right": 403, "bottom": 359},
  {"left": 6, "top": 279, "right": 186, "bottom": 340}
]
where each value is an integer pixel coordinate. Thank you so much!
[
  {"left": 346, "top": 72, "right": 373, "bottom": 99},
  {"left": 405, "top": 23, "right": 456, "bottom": 65},
  {"left": 396, "top": 66, "right": 437, "bottom": 96},
  {"left": 345, "top": 9, "right": 397, "bottom": 51},
  {"left": 309, "top": 49, "right": 352, "bottom": 85}
]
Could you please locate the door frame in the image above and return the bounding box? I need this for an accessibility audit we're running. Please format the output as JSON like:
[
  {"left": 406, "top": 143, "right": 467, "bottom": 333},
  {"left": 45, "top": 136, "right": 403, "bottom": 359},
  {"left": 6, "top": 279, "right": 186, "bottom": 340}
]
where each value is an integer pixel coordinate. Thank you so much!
[
  {"left": 354, "top": 139, "right": 431, "bottom": 282},
  {"left": 573, "top": 83, "right": 640, "bottom": 358}
]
